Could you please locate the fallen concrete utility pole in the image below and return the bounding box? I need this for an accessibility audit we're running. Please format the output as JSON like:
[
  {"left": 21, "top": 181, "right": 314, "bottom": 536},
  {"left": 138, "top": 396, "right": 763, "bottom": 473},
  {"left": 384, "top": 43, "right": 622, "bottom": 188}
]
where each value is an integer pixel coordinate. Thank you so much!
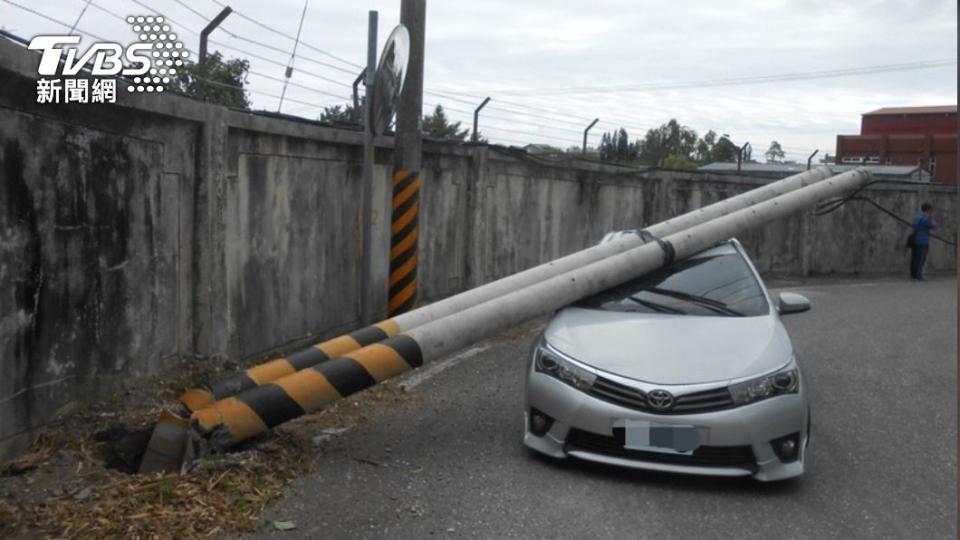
[
  {"left": 179, "top": 166, "right": 834, "bottom": 413},
  {"left": 189, "top": 168, "right": 870, "bottom": 451}
]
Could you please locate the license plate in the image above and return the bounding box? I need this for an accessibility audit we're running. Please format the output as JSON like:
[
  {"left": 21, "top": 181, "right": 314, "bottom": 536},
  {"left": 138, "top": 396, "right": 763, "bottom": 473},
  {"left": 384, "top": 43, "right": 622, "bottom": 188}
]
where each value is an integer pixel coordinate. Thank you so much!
[{"left": 621, "top": 420, "right": 700, "bottom": 454}]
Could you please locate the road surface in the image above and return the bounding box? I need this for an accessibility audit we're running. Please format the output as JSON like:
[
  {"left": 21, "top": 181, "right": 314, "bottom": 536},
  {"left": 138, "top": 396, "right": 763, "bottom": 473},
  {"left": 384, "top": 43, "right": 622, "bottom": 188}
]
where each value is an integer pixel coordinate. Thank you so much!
[{"left": 245, "top": 277, "right": 957, "bottom": 539}]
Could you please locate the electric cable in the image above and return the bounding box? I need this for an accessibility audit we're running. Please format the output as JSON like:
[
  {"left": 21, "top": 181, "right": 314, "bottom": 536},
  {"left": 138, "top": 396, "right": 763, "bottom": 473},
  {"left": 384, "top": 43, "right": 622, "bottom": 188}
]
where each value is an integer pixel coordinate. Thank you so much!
[
  {"left": 208, "top": 0, "right": 361, "bottom": 69},
  {"left": 813, "top": 180, "right": 956, "bottom": 246}
]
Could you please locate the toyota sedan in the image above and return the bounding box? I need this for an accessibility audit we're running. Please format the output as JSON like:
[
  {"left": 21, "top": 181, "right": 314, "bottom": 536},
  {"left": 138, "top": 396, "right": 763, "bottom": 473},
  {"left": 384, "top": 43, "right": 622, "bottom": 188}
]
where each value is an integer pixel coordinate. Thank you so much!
[{"left": 523, "top": 237, "right": 812, "bottom": 481}]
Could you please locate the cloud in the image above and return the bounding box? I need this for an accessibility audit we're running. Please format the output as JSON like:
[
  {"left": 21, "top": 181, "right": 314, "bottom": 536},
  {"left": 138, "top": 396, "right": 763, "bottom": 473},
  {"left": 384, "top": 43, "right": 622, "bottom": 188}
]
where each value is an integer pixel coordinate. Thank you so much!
[{"left": 8, "top": 0, "right": 957, "bottom": 155}]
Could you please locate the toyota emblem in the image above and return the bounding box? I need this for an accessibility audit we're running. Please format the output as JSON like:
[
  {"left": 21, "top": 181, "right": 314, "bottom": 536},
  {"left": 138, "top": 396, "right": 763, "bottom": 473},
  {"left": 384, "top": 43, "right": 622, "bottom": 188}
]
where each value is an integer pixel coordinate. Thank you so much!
[{"left": 647, "top": 389, "right": 675, "bottom": 411}]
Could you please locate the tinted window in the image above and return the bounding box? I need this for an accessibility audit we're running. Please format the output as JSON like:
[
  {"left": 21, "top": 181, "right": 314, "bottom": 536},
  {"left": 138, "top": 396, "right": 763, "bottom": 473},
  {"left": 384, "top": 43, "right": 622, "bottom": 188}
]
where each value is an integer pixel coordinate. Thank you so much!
[{"left": 576, "top": 250, "right": 769, "bottom": 317}]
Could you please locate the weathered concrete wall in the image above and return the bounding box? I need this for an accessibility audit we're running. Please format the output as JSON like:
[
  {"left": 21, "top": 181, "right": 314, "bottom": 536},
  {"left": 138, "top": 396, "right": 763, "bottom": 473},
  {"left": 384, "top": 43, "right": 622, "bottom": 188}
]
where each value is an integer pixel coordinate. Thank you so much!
[
  {"left": 0, "top": 48, "right": 202, "bottom": 460},
  {"left": 0, "top": 37, "right": 956, "bottom": 460}
]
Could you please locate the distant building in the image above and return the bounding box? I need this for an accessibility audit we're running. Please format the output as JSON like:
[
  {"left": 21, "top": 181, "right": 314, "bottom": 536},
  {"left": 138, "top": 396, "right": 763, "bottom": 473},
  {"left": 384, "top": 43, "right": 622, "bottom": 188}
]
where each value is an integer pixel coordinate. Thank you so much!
[
  {"left": 697, "top": 162, "right": 931, "bottom": 183},
  {"left": 835, "top": 105, "right": 956, "bottom": 184}
]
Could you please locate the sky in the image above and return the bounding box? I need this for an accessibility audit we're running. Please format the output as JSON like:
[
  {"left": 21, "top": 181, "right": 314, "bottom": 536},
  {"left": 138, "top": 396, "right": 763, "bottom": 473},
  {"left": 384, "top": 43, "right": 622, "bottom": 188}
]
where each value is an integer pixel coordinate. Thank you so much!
[{"left": 3, "top": 0, "right": 957, "bottom": 162}]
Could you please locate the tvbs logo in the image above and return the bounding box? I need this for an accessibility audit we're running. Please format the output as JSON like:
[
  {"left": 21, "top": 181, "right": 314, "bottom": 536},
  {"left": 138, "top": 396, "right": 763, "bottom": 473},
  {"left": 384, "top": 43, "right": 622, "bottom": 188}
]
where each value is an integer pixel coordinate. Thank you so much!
[
  {"left": 30, "top": 35, "right": 153, "bottom": 78},
  {"left": 28, "top": 15, "right": 187, "bottom": 104}
]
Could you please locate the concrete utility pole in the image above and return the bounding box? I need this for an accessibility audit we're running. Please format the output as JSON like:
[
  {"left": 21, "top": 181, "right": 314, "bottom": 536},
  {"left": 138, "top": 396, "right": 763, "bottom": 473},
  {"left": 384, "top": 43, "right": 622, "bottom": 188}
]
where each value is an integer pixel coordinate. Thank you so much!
[
  {"left": 180, "top": 167, "right": 835, "bottom": 411},
  {"left": 188, "top": 168, "right": 873, "bottom": 449},
  {"left": 389, "top": 0, "right": 426, "bottom": 317}
]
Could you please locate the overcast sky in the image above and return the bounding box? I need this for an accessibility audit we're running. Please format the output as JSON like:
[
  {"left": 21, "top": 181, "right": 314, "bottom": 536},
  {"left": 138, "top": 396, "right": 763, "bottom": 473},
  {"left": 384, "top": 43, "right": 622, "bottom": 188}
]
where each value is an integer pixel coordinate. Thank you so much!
[{"left": 4, "top": 0, "right": 957, "bottom": 160}]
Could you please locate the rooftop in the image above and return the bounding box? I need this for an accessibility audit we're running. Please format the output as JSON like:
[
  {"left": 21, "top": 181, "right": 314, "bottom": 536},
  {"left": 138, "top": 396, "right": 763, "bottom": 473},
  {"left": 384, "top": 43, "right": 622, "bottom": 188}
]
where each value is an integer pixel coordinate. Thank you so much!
[{"left": 863, "top": 105, "right": 957, "bottom": 116}]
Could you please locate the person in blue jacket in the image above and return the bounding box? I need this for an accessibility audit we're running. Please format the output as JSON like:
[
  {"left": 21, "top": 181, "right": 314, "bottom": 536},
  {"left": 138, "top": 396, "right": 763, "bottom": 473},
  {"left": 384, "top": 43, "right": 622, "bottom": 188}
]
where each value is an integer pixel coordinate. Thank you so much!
[{"left": 909, "top": 202, "right": 936, "bottom": 280}]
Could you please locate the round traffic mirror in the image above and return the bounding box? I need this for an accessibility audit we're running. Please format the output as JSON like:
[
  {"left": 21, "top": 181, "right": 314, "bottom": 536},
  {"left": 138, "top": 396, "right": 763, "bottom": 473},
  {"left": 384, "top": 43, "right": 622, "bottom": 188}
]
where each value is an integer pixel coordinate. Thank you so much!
[{"left": 371, "top": 24, "right": 410, "bottom": 135}]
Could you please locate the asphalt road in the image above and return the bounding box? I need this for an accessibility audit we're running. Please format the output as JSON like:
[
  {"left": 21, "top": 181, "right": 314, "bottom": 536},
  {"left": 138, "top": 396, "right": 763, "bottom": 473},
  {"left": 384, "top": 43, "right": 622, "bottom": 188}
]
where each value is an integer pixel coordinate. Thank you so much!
[{"left": 247, "top": 277, "right": 957, "bottom": 539}]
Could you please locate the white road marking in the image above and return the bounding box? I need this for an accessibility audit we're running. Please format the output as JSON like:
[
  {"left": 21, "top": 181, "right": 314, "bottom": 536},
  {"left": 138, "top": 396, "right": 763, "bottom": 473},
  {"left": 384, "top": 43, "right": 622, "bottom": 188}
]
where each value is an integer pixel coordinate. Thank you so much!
[{"left": 399, "top": 345, "right": 492, "bottom": 392}]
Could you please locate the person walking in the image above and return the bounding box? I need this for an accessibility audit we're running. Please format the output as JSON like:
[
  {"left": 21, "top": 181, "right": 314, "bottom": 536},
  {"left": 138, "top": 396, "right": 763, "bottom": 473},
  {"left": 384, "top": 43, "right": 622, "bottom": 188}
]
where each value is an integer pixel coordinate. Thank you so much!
[{"left": 909, "top": 202, "right": 936, "bottom": 280}]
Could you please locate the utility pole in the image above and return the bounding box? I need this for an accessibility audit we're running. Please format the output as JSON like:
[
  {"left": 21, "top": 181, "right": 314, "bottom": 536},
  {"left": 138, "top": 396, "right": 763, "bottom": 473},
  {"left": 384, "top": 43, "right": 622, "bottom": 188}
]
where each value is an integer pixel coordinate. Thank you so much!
[{"left": 389, "top": 0, "right": 426, "bottom": 317}]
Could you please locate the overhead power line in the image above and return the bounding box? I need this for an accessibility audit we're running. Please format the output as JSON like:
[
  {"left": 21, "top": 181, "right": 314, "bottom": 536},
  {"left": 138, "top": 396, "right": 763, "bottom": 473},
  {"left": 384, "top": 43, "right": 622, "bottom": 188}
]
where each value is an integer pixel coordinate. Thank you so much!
[
  {"left": 3, "top": 0, "right": 110, "bottom": 41},
  {"left": 122, "top": 0, "right": 358, "bottom": 77},
  {"left": 93, "top": 0, "right": 355, "bottom": 92},
  {"left": 16, "top": 0, "right": 349, "bottom": 111},
  {"left": 248, "top": 69, "right": 349, "bottom": 101},
  {"left": 434, "top": 59, "right": 958, "bottom": 98},
  {"left": 27, "top": 0, "right": 856, "bottom": 154},
  {"left": 208, "top": 0, "right": 362, "bottom": 69}
]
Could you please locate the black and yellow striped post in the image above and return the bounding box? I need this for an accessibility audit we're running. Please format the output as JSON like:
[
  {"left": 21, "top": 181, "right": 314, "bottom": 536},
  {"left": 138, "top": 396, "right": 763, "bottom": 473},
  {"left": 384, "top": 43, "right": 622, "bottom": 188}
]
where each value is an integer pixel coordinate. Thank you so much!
[
  {"left": 389, "top": 170, "right": 420, "bottom": 316},
  {"left": 191, "top": 335, "right": 423, "bottom": 446},
  {"left": 179, "top": 320, "right": 400, "bottom": 412}
]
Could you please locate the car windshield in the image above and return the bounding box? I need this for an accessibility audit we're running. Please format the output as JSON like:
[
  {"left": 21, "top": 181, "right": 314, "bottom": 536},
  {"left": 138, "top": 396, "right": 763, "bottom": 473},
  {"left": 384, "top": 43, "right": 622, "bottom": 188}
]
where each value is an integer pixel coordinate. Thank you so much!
[{"left": 576, "top": 247, "right": 769, "bottom": 317}]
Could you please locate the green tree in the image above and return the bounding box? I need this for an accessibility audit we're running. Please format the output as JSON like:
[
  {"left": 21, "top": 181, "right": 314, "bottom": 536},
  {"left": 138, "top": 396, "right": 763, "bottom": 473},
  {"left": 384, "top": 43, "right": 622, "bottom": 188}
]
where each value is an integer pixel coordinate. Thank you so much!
[
  {"left": 318, "top": 104, "right": 360, "bottom": 124},
  {"left": 659, "top": 154, "right": 698, "bottom": 170},
  {"left": 638, "top": 119, "right": 698, "bottom": 166},
  {"left": 694, "top": 130, "right": 739, "bottom": 164},
  {"left": 173, "top": 51, "right": 250, "bottom": 109},
  {"left": 599, "top": 128, "right": 640, "bottom": 163},
  {"left": 422, "top": 105, "right": 469, "bottom": 141},
  {"left": 765, "top": 140, "right": 785, "bottom": 163}
]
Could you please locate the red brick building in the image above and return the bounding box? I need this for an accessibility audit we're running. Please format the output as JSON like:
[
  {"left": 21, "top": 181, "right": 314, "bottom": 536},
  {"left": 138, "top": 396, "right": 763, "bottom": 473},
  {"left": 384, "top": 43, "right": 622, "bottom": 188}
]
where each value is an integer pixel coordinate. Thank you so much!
[{"left": 835, "top": 105, "right": 957, "bottom": 184}]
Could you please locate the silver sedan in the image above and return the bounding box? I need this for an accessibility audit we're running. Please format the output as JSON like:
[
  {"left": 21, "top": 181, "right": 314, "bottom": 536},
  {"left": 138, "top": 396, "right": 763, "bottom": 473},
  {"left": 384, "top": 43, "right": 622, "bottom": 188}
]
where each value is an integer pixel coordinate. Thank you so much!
[{"left": 523, "top": 238, "right": 812, "bottom": 481}]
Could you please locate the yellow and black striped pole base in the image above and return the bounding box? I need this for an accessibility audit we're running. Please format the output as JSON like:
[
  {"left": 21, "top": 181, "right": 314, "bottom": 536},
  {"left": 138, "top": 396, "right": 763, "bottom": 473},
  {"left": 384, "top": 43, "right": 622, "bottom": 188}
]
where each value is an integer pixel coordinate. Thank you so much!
[
  {"left": 389, "top": 170, "right": 420, "bottom": 316},
  {"left": 191, "top": 335, "right": 423, "bottom": 446},
  {"left": 179, "top": 320, "right": 400, "bottom": 412}
]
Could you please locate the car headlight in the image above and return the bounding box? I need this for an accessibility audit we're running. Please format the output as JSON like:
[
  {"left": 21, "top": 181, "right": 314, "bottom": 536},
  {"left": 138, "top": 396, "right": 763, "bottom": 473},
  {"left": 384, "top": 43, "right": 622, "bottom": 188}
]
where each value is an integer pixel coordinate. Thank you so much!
[
  {"left": 534, "top": 345, "right": 597, "bottom": 392},
  {"left": 729, "top": 362, "right": 799, "bottom": 406}
]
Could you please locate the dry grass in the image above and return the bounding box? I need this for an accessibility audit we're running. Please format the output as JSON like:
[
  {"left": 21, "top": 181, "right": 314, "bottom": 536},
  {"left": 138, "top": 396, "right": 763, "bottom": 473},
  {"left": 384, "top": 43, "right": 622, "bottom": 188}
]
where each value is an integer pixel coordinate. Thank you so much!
[
  {"left": 0, "top": 425, "right": 311, "bottom": 539},
  {"left": 0, "top": 356, "right": 418, "bottom": 539}
]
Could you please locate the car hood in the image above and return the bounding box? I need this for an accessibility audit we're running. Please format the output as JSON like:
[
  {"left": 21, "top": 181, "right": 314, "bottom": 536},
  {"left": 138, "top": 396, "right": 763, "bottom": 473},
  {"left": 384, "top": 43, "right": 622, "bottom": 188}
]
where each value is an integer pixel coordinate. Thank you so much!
[{"left": 543, "top": 307, "right": 792, "bottom": 385}]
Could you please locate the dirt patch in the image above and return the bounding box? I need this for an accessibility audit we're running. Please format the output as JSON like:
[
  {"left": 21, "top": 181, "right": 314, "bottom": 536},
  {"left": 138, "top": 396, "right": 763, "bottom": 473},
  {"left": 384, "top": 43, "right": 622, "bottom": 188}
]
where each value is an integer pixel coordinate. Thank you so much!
[{"left": 0, "top": 358, "right": 420, "bottom": 539}]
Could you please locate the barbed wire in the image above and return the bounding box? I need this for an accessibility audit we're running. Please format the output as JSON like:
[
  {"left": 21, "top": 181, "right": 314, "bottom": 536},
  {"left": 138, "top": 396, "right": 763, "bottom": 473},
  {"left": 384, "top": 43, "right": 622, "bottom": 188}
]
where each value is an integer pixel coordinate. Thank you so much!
[
  {"left": 207, "top": 0, "right": 361, "bottom": 69},
  {"left": 9, "top": 0, "right": 860, "bottom": 155}
]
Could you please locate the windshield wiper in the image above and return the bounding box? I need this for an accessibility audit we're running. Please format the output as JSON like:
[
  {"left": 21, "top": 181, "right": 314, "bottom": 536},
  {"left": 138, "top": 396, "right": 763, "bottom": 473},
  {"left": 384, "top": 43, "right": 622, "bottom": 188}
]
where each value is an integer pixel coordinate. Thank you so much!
[
  {"left": 625, "top": 296, "right": 686, "bottom": 315},
  {"left": 640, "top": 287, "right": 746, "bottom": 317}
]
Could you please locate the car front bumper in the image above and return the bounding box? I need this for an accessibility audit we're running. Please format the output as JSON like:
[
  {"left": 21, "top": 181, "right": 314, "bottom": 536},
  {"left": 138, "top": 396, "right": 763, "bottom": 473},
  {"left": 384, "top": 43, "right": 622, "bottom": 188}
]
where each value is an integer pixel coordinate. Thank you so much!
[{"left": 524, "top": 371, "right": 808, "bottom": 482}]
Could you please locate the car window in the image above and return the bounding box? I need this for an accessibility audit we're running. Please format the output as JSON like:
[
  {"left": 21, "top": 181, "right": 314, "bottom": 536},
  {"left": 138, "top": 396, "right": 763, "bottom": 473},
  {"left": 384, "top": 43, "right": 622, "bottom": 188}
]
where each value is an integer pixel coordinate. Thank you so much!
[{"left": 575, "top": 250, "right": 769, "bottom": 316}]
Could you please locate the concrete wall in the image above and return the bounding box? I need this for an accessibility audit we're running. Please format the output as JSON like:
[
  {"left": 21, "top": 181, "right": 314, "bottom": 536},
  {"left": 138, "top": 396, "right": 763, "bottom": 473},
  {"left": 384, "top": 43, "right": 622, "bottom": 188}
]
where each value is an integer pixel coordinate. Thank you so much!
[{"left": 0, "top": 38, "right": 956, "bottom": 460}]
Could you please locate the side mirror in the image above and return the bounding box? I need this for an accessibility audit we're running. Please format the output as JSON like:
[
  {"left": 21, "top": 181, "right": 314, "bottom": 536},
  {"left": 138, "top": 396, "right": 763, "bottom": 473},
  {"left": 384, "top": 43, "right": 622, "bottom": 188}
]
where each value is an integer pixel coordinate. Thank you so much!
[{"left": 778, "top": 292, "right": 811, "bottom": 315}]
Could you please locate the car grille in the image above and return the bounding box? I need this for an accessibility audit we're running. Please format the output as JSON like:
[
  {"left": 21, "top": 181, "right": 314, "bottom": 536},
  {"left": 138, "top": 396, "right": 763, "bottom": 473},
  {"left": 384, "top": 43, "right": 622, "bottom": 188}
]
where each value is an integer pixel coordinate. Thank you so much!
[
  {"left": 588, "top": 376, "right": 735, "bottom": 415},
  {"left": 566, "top": 428, "right": 756, "bottom": 471}
]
